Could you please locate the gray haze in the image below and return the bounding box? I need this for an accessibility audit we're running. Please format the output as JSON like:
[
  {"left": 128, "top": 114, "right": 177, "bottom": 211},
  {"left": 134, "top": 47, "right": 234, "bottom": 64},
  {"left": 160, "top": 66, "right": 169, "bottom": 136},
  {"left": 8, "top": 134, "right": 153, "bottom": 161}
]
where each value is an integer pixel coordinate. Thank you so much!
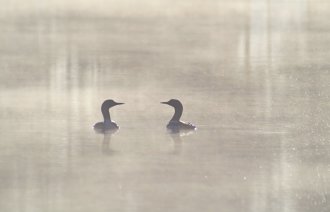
[{"left": 1, "top": 0, "right": 330, "bottom": 211}]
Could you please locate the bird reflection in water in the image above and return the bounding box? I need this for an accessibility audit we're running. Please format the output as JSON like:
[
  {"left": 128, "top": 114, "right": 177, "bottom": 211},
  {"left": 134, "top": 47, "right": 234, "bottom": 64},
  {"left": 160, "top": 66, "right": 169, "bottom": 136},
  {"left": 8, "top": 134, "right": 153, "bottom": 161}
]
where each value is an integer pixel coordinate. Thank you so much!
[
  {"left": 100, "top": 129, "right": 118, "bottom": 156},
  {"left": 168, "top": 128, "right": 195, "bottom": 155}
]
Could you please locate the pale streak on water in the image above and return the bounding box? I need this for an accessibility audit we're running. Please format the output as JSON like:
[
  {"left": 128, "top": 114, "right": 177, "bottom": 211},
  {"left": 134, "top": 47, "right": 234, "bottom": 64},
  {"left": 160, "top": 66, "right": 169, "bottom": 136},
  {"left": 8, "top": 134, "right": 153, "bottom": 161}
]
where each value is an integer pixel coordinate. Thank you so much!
[{"left": 0, "top": 0, "right": 330, "bottom": 211}]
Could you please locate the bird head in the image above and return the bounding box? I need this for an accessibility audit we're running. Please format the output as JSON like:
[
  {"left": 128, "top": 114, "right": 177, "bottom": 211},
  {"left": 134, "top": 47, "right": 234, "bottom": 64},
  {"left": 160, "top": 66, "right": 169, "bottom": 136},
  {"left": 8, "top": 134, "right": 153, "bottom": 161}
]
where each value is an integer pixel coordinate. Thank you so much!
[
  {"left": 161, "top": 99, "right": 182, "bottom": 108},
  {"left": 102, "top": 99, "right": 124, "bottom": 109}
]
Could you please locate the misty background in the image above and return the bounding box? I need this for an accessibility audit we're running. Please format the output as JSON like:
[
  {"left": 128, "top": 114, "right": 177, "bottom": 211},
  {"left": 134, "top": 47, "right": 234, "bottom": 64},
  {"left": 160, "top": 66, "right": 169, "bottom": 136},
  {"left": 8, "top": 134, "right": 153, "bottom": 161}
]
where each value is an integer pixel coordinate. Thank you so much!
[{"left": 0, "top": 0, "right": 330, "bottom": 212}]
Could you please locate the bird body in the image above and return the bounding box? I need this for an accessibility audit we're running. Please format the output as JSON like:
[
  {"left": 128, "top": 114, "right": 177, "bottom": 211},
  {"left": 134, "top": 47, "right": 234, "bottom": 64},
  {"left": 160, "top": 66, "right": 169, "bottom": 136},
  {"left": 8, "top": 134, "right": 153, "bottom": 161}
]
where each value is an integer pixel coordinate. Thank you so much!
[
  {"left": 94, "top": 99, "right": 124, "bottom": 133},
  {"left": 167, "top": 120, "right": 196, "bottom": 130},
  {"left": 161, "top": 99, "right": 196, "bottom": 131},
  {"left": 94, "top": 121, "right": 119, "bottom": 131}
]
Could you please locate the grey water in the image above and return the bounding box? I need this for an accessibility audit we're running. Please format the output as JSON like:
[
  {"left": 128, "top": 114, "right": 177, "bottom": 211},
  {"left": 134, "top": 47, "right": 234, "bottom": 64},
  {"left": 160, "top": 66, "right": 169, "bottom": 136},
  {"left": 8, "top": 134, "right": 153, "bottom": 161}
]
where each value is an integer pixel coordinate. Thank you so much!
[{"left": 1, "top": 0, "right": 330, "bottom": 211}]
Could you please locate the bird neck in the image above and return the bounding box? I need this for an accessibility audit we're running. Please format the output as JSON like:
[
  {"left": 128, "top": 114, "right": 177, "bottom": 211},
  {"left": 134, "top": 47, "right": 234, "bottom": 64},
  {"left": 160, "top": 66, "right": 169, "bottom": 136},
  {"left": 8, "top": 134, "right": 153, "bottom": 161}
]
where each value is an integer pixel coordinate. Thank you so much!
[
  {"left": 170, "top": 105, "right": 183, "bottom": 121},
  {"left": 101, "top": 107, "right": 111, "bottom": 122}
]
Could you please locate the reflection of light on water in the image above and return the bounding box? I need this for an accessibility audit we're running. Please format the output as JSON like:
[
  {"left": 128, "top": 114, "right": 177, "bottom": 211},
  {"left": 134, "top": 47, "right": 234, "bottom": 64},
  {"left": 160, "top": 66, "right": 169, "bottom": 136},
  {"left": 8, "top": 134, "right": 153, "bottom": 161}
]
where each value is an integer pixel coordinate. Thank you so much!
[
  {"left": 47, "top": 44, "right": 99, "bottom": 121},
  {"left": 237, "top": 1, "right": 309, "bottom": 211},
  {"left": 49, "top": 50, "right": 68, "bottom": 92},
  {"left": 237, "top": 0, "right": 310, "bottom": 122}
]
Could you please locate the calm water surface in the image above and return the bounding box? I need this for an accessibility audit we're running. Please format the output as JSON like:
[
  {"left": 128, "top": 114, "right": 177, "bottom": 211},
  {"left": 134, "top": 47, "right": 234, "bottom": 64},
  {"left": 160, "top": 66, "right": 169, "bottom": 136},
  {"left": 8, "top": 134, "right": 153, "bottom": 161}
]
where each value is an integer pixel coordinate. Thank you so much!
[{"left": 1, "top": 0, "right": 330, "bottom": 211}]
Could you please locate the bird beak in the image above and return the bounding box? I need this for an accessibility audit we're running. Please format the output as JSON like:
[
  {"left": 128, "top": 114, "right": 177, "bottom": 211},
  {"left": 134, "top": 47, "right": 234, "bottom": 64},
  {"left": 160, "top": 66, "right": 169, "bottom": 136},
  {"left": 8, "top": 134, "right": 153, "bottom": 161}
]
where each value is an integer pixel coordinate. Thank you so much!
[
  {"left": 115, "top": 102, "right": 124, "bottom": 105},
  {"left": 161, "top": 101, "right": 169, "bottom": 105}
]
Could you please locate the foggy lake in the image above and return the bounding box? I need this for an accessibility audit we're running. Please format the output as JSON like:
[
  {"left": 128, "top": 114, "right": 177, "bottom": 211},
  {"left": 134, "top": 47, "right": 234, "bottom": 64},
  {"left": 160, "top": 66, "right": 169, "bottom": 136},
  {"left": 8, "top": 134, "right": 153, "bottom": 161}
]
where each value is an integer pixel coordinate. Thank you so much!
[{"left": 0, "top": 0, "right": 330, "bottom": 211}]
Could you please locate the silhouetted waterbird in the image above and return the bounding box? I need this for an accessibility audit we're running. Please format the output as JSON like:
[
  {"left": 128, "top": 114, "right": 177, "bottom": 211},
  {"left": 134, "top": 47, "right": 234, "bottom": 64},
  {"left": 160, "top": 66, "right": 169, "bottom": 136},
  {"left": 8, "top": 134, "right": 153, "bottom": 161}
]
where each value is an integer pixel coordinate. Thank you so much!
[
  {"left": 94, "top": 99, "right": 124, "bottom": 132},
  {"left": 161, "top": 99, "right": 196, "bottom": 131}
]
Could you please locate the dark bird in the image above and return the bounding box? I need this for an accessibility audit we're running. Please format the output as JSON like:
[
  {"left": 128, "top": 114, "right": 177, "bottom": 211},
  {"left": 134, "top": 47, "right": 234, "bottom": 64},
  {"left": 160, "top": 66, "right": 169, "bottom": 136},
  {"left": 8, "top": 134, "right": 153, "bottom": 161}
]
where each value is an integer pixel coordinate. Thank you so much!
[
  {"left": 161, "top": 99, "right": 196, "bottom": 131},
  {"left": 94, "top": 99, "right": 124, "bottom": 132}
]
